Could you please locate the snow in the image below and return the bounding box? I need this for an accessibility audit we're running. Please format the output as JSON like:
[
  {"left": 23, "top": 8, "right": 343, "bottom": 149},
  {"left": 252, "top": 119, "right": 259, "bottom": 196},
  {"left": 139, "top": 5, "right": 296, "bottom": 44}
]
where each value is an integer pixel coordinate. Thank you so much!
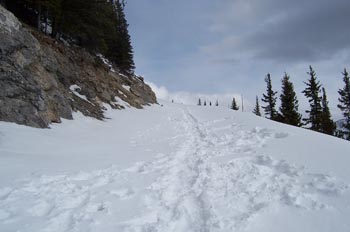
[
  {"left": 0, "top": 101, "right": 350, "bottom": 232},
  {"left": 96, "top": 54, "right": 116, "bottom": 73},
  {"left": 95, "top": 54, "right": 133, "bottom": 79},
  {"left": 118, "top": 90, "right": 128, "bottom": 98},
  {"left": 122, "top": 84, "right": 131, "bottom": 92},
  {"left": 114, "top": 96, "right": 130, "bottom": 108},
  {"left": 119, "top": 73, "right": 129, "bottom": 79},
  {"left": 69, "top": 84, "right": 92, "bottom": 104},
  {"left": 146, "top": 81, "right": 252, "bottom": 109}
]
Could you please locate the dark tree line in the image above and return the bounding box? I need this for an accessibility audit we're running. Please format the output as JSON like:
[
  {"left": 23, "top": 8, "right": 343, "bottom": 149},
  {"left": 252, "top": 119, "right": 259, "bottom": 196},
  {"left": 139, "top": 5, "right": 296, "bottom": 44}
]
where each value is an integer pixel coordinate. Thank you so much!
[
  {"left": 197, "top": 98, "right": 219, "bottom": 106},
  {"left": 255, "top": 66, "right": 350, "bottom": 139},
  {"left": 1, "top": 0, "right": 135, "bottom": 74}
]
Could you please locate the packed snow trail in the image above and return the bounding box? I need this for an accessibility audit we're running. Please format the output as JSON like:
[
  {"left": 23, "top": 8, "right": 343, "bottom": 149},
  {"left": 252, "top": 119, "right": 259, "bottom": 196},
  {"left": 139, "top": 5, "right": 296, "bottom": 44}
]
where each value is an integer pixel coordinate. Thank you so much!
[
  {"left": 0, "top": 105, "right": 349, "bottom": 232},
  {"left": 119, "top": 108, "right": 348, "bottom": 231}
]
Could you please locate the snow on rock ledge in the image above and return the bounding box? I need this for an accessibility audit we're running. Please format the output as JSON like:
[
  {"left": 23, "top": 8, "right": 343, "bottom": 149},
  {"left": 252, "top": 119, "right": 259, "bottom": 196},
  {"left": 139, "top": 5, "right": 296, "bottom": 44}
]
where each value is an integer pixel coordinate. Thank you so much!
[{"left": 0, "top": 5, "right": 157, "bottom": 128}]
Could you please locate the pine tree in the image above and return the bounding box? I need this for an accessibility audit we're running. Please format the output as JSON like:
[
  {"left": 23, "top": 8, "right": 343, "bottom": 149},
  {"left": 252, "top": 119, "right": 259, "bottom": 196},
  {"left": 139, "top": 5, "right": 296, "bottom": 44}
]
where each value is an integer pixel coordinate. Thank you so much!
[
  {"left": 302, "top": 66, "right": 323, "bottom": 131},
  {"left": 337, "top": 68, "right": 350, "bottom": 140},
  {"left": 22, "top": 0, "right": 61, "bottom": 33},
  {"left": 209, "top": 101, "right": 212, "bottom": 106},
  {"left": 4, "top": 0, "right": 51, "bottom": 30},
  {"left": 261, "top": 73, "right": 278, "bottom": 120},
  {"left": 279, "top": 73, "right": 301, "bottom": 126},
  {"left": 215, "top": 100, "right": 219, "bottom": 106},
  {"left": 320, "top": 88, "right": 336, "bottom": 135},
  {"left": 204, "top": 100, "right": 207, "bottom": 106},
  {"left": 108, "top": 0, "right": 135, "bottom": 74},
  {"left": 198, "top": 98, "right": 201, "bottom": 106},
  {"left": 230, "top": 97, "right": 239, "bottom": 110},
  {"left": 41, "top": 0, "right": 119, "bottom": 53},
  {"left": 3, "top": 0, "right": 135, "bottom": 75},
  {"left": 253, "top": 96, "right": 261, "bottom": 116}
]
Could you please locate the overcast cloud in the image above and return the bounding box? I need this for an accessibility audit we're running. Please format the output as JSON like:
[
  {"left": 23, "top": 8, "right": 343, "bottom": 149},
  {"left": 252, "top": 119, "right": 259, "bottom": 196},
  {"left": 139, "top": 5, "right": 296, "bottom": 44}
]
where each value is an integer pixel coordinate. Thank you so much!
[
  {"left": 126, "top": 0, "right": 350, "bottom": 119},
  {"left": 206, "top": 0, "right": 350, "bottom": 62}
]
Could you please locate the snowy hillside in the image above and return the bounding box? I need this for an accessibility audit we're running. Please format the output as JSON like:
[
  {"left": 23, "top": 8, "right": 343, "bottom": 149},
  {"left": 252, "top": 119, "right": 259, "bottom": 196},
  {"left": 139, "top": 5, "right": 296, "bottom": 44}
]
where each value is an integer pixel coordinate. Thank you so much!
[{"left": 0, "top": 102, "right": 350, "bottom": 232}]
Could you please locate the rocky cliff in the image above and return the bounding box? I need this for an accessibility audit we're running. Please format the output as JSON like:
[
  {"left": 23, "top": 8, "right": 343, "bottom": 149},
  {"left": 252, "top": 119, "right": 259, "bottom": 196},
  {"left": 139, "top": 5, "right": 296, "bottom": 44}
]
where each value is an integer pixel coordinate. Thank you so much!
[{"left": 0, "top": 6, "right": 157, "bottom": 128}]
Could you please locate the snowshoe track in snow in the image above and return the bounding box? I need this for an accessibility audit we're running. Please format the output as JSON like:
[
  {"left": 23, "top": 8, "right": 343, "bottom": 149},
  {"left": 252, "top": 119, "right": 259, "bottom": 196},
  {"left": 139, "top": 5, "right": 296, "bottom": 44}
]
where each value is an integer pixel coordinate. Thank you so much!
[
  {"left": 118, "top": 109, "right": 348, "bottom": 232},
  {"left": 0, "top": 107, "right": 348, "bottom": 232}
]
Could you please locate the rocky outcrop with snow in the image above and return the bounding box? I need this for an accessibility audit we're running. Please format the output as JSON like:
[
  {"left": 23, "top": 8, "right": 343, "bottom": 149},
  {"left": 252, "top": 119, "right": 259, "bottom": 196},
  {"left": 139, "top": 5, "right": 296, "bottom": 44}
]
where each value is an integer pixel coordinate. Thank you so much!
[{"left": 0, "top": 5, "right": 156, "bottom": 128}]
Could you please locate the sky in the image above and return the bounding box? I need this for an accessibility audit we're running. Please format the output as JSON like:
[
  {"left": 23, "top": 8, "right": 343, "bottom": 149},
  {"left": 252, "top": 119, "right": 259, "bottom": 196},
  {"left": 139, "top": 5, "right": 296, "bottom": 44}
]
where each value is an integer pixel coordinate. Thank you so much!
[{"left": 125, "top": 0, "right": 350, "bottom": 118}]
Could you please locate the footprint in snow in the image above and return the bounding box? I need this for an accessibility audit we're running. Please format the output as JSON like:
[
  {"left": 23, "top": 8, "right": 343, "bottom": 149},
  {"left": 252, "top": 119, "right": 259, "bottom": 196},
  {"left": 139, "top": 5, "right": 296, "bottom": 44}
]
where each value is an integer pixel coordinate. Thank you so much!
[
  {"left": 252, "top": 127, "right": 273, "bottom": 139},
  {"left": 127, "top": 161, "right": 148, "bottom": 173},
  {"left": 86, "top": 202, "right": 108, "bottom": 213},
  {"left": 274, "top": 132, "right": 289, "bottom": 139},
  {"left": 69, "top": 171, "right": 92, "bottom": 181},
  {"left": 110, "top": 188, "right": 135, "bottom": 200},
  {"left": 27, "top": 200, "right": 54, "bottom": 217}
]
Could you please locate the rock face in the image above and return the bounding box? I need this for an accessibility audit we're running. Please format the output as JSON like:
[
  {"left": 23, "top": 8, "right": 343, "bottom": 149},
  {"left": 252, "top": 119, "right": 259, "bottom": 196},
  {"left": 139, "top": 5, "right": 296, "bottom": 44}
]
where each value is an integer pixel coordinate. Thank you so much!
[{"left": 0, "top": 6, "right": 157, "bottom": 128}]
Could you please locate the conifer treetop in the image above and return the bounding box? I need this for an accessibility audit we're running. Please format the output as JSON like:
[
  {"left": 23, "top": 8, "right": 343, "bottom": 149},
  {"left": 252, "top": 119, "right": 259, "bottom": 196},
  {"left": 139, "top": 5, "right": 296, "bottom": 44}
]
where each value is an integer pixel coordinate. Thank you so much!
[
  {"left": 279, "top": 73, "right": 301, "bottom": 126},
  {"left": 261, "top": 73, "right": 278, "bottom": 120},
  {"left": 302, "top": 66, "right": 323, "bottom": 131},
  {"left": 253, "top": 96, "right": 261, "bottom": 116}
]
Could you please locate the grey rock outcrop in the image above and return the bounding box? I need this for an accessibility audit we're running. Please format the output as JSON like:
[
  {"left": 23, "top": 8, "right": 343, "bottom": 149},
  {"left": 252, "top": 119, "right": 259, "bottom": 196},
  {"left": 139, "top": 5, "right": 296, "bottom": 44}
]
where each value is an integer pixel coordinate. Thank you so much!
[{"left": 0, "top": 5, "right": 157, "bottom": 128}]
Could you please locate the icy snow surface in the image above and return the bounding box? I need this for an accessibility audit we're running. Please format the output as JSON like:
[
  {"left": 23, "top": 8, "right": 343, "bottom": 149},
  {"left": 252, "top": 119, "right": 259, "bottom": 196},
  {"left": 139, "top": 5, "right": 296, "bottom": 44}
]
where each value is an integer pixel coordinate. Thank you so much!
[
  {"left": 0, "top": 101, "right": 350, "bottom": 232},
  {"left": 114, "top": 96, "right": 130, "bottom": 108},
  {"left": 69, "top": 85, "right": 92, "bottom": 103},
  {"left": 122, "top": 84, "right": 131, "bottom": 92}
]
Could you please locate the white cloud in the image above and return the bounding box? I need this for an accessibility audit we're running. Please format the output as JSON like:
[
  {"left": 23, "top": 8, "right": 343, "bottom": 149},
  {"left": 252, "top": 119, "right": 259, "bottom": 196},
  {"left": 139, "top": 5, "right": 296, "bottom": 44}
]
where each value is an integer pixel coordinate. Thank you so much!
[
  {"left": 135, "top": 0, "right": 348, "bottom": 122},
  {"left": 147, "top": 81, "right": 253, "bottom": 111},
  {"left": 146, "top": 81, "right": 169, "bottom": 100}
]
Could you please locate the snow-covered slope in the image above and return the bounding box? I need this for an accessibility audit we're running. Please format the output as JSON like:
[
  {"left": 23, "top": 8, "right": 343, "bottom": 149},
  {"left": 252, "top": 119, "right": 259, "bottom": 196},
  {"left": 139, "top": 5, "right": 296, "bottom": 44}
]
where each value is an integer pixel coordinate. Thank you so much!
[{"left": 0, "top": 102, "right": 350, "bottom": 232}]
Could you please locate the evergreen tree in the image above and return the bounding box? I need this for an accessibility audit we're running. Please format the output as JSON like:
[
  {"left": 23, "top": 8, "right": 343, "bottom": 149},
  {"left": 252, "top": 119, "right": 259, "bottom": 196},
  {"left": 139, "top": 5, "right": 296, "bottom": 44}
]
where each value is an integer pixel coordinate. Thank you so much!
[
  {"left": 108, "top": 0, "right": 135, "bottom": 74},
  {"left": 209, "top": 101, "right": 212, "bottom": 106},
  {"left": 253, "top": 96, "right": 261, "bottom": 116},
  {"left": 4, "top": 0, "right": 44, "bottom": 28},
  {"left": 320, "top": 88, "right": 336, "bottom": 135},
  {"left": 337, "top": 68, "right": 350, "bottom": 140},
  {"left": 204, "top": 100, "right": 207, "bottom": 106},
  {"left": 3, "top": 0, "right": 135, "bottom": 75},
  {"left": 197, "top": 98, "right": 201, "bottom": 106},
  {"left": 22, "top": 0, "right": 61, "bottom": 33},
  {"left": 261, "top": 73, "right": 278, "bottom": 120},
  {"left": 302, "top": 66, "right": 323, "bottom": 131},
  {"left": 215, "top": 100, "right": 219, "bottom": 106},
  {"left": 279, "top": 73, "right": 301, "bottom": 126},
  {"left": 61, "top": 0, "right": 118, "bottom": 53},
  {"left": 230, "top": 97, "right": 239, "bottom": 110}
]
